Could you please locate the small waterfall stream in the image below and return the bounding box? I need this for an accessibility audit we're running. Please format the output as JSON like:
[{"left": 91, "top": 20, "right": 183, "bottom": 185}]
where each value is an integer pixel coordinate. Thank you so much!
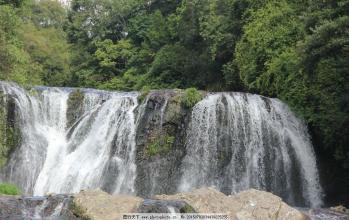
[{"left": 0, "top": 81, "right": 323, "bottom": 208}]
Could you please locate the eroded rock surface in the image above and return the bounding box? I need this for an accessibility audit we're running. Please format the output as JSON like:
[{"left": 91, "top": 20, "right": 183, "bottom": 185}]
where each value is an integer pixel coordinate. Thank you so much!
[
  {"left": 135, "top": 90, "right": 190, "bottom": 197},
  {"left": 233, "top": 189, "right": 305, "bottom": 220},
  {"left": 72, "top": 189, "right": 143, "bottom": 220},
  {"left": 155, "top": 187, "right": 305, "bottom": 220}
]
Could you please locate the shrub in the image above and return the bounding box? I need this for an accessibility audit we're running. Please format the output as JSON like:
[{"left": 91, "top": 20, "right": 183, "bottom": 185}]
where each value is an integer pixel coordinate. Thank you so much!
[
  {"left": 137, "top": 86, "right": 151, "bottom": 104},
  {"left": 180, "top": 204, "right": 195, "bottom": 213},
  {"left": 0, "top": 183, "right": 21, "bottom": 195},
  {"left": 181, "top": 88, "right": 203, "bottom": 108}
]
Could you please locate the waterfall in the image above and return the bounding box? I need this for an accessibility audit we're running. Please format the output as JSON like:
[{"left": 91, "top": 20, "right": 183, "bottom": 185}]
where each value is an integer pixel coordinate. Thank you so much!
[
  {"left": 179, "top": 93, "right": 323, "bottom": 207},
  {"left": 0, "top": 82, "right": 323, "bottom": 207},
  {"left": 0, "top": 81, "right": 138, "bottom": 195}
]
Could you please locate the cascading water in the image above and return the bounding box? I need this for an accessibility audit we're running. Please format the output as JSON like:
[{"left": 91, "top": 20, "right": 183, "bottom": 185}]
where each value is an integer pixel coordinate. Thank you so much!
[
  {"left": 0, "top": 81, "right": 323, "bottom": 208},
  {"left": 0, "top": 81, "right": 138, "bottom": 196},
  {"left": 179, "top": 93, "right": 323, "bottom": 207},
  {"left": 34, "top": 91, "right": 138, "bottom": 195}
]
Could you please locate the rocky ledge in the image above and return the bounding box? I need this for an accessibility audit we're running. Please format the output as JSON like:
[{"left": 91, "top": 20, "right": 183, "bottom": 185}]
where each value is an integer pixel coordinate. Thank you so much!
[
  {"left": 1, "top": 188, "right": 349, "bottom": 220},
  {"left": 72, "top": 187, "right": 304, "bottom": 220}
]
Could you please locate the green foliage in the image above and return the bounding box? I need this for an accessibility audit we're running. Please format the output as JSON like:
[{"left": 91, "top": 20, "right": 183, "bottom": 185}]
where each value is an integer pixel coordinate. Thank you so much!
[
  {"left": 146, "top": 135, "right": 175, "bottom": 157},
  {"left": 29, "top": 0, "right": 66, "bottom": 29},
  {"left": 65, "top": 0, "right": 251, "bottom": 90},
  {"left": 235, "top": 0, "right": 304, "bottom": 94},
  {"left": 180, "top": 204, "right": 195, "bottom": 213},
  {"left": 0, "top": 4, "right": 41, "bottom": 85},
  {"left": 181, "top": 88, "right": 203, "bottom": 108},
  {"left": 95, "top": 39, "right": 134, "bottom": 75},
  {"left": 0, "top": 0, "right": 69, "bottom": 86},
  {"left": 20, "top": 22, "right": 71, "bottom": 86},
  {"left": 149, "top": 44, "right": 208, "bottom": 89},
  {"left": 234, "top": 0, "right": 349, "bottom": 168},
  {"left": 70, "top": 202, "right": 91, "bottom": 220},
  {"left": 0, "top": 183, "right": 21, "bottom": 195},
  {"left": 137, "top": 86, "right": 150, "bottom": 104}
]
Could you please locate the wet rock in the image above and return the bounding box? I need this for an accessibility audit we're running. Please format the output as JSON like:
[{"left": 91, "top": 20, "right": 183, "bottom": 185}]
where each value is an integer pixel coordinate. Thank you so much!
[
  {"left": 137, "top": 199, "right": 195, "bottom": 213},
  {"left": 155, "top": 187, "right": 241, "bottom": 219},
  {"left": 66, "top": 89, "right": 85, "bottom": 128},
  {"left": 330, "top": 205, "right": 349, "bottom": 214},
  {"left": 300, "top": 207, "right": 349, "bottom": 220},
  {"left": 0, "top": 194, "right": 73, "bottom": 219},
  {"left": 134, "top": 90, "right": 190, "bottom": 197},
  {"left": 0, "top": 92, "right": 21, "bottom": 168}
]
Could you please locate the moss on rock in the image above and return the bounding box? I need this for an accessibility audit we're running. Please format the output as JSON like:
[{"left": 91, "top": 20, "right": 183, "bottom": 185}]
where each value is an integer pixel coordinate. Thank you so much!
[
  {"left": 66, "top": 89, "right": 85, "bottom": 128},
  {"left": 180, "top": 204, "right": 195, "bottom": 213},
  {"left": 164, "top": 92, "right": 183, "bottom": 125},
  {"left": 0, "top": 92, "right": 21, "bottom": 168},
  {"left": 69, "top": 202, "right": 91, "bottom": 220},
  {"left": 146, "top": 134, "right": 175, "bottom": 157}
]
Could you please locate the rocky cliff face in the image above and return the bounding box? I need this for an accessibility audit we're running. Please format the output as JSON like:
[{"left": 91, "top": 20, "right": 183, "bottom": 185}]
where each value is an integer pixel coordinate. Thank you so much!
[{"left": 134, "top": 90, "right": 192, "bottom": 197}]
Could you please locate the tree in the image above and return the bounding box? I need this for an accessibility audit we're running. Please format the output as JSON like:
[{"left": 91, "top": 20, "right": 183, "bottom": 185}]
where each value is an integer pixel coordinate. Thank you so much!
[{"left": 235, "top": 0, "right": 304, "bottom": 94}]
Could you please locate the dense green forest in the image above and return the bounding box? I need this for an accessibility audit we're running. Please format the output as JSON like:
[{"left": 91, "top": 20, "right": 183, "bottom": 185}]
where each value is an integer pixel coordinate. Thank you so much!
[{"left": 0, "top": 0, "right": 348, "bottom": 170}]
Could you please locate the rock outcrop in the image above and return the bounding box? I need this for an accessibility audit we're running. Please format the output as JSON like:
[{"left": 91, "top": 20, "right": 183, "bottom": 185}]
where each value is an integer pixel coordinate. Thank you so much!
[
  {"left": 2, "top": 189, "right": 348, "bottom": 220},
  {"left": 71, "top": 188, "right": 305, "bottom": 220},
  {"left": 233, "top": 189, "right": 306, "bottom": 220},
  {"left": 72, "top": 189, "right": 143, "bottom": 220},
  {"left": 134, "top": 90, "right": 191, "bottom": 197},
  {"left": 66, "top": 89, "right": 85, "bottom": 128},
  {"left": 155, "top": 187, "right": 305, "bottom": 220}
]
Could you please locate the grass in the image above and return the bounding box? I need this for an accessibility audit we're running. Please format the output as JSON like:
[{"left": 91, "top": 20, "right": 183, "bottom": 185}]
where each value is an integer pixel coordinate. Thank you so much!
[
  {"left": 146, "top": 135, "right": 175, "bottom": 156},
  {"left": 181, "top": 88, "right": 203, "bottom": 108},
  {"left": 0, "top": 183, "right": 21, "bottom": 195}
]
